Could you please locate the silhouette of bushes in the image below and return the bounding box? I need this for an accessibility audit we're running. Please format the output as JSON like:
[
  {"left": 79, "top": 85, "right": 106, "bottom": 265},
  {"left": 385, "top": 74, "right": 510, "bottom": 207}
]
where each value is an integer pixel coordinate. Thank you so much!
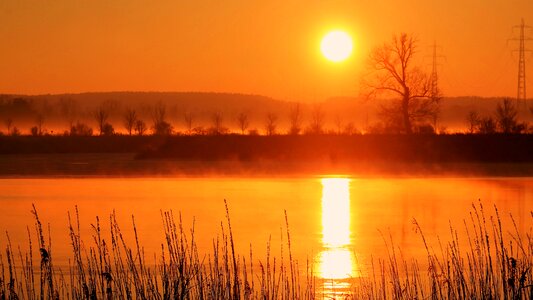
[
  {"left": 0, "top": 135, "right": 532, "bottom": 164},
  {"left": 70, "top": 122, "right": 93, "bottom": 136},
  {"left": 139, "top": 134, "right": 533, "bottom": 163}
]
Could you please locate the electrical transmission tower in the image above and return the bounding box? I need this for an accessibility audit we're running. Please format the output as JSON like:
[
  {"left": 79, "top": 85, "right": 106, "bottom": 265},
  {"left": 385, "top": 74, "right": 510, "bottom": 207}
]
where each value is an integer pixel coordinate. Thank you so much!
[
  {"left": 510, "top": 18, "right": 532, "bottom": 107},
  {"left": 430, "top": 41, "right": 440, "bottom": 101},
  {"left": 427, "top": 41, "right": 444, "bottom": 130},
  {"left": 517, "top": 19, "right": 527, "bottom": 103}
]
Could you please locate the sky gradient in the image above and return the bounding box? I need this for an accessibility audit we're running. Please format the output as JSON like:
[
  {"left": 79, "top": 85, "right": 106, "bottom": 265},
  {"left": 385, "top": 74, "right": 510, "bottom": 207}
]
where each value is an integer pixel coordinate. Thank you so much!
[{"left": 1, "top": 0, "right": 533, "bottom": 101}]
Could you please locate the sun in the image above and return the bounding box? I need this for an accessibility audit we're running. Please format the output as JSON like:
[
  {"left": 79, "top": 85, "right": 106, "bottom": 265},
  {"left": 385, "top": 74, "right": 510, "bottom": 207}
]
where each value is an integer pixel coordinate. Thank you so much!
[{"left": 321, "top": 30, "right": 353, "bottom": 63}]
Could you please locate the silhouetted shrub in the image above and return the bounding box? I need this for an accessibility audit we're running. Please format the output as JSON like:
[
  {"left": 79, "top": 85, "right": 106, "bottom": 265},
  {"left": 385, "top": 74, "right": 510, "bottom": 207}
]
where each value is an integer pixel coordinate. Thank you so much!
[
  {"left": 479, "top": 117, "right": 497, "bottom": 134},
  {"left": 208, "top": 126, "right": 229, "bottom": 135},
  {"left": 466, "top": 110, "right": 481, "bottom": 133},
  {"left": 11, "top": 127, "right": 21, "bottom": 136},
  {"left": 30, "top": 126, "right": 39, "bottom": 136},
  {"left": 101, "top": 123, "right": 115, "bottom": 136},
  {"left": 70, "top": 122, "right": 93, "bottom": 136},
  {"left": 343, "top": 122, "right": 359, "bottom": 135},
  {"left": 511, "top": 122, "right": 528, "bottom": 134},
  {"left": 496, "top": 98, "right": 519, "bottom": 133},
  {"left": 134, "top": 120, "right": 147, "bottom": 136},
  {"left": 152, "top": 121, "right": 173, "bottom": 135},
  {"left": 415, "top": 124, "right": 435, "bottom": 134},
  {"left": 192, "top": 126, "right": 207, "bottom": 135}
]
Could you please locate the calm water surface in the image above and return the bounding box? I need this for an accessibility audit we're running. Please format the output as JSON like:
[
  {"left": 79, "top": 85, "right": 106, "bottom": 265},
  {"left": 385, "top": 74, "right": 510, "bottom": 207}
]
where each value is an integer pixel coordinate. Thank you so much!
[{"left": 0, "top": 177, "right": 531, "bottom": 295}]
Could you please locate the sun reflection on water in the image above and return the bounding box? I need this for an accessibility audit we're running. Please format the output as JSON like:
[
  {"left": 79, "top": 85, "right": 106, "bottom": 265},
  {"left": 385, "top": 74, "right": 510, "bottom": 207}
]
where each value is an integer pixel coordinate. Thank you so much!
[
  {"left": 321, "top": 178, "right": 351, "bottom": 248},
  {"left": 317, "top": 248, "right": 354, "bottom": 279},
  {"left": 317, "top": 178, "right": 356, "bottom": 296}
]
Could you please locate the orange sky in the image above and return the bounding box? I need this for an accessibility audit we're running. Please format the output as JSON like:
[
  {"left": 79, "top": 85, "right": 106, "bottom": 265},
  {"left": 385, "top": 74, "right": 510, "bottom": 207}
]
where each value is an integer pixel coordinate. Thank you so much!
[{"left": 1, "top": 0, "right": 533, "bottom": 101}]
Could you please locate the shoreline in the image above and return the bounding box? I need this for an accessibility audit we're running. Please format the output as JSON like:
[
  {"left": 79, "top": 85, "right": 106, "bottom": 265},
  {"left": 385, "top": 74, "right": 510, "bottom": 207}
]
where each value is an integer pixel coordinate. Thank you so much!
[{"left": 1, "top": 153, "right": 533, "bottom": 178}]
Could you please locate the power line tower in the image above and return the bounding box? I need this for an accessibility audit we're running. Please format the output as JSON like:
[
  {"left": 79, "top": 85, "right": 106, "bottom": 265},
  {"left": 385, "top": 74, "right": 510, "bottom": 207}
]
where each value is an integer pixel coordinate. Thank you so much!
[
  {"left": 517, "top": 19, "right": 527, "bottom": 103},
  {"left": 510, "top": 18, "right": 532, "bottom": 107},
  {"left": 428, "top": 41, "right": 444, "bottom": 130},
  {"left": 430, "top": 41, "right": 440, "bottom": 101}
]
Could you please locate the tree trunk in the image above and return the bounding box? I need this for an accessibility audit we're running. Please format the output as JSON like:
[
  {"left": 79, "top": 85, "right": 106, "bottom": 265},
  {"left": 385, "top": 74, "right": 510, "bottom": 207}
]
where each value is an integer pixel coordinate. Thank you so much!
[{"left": 402, "top": 95, "right": 412, "bottom": 134}]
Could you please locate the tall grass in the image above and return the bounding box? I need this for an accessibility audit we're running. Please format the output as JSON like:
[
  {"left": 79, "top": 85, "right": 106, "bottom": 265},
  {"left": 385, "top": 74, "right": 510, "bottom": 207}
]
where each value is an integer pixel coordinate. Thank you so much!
[
  {"left": 0, "top": 201, "right": 531, "bottom": 299},
  {"left": 349, "top": 202, "right": 532, "bottom": 300}
]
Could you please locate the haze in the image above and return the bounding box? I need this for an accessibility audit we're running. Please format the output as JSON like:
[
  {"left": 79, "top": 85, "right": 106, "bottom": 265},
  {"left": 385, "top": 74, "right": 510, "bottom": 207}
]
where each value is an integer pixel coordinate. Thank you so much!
[{"left": 1, "top": 1, "right": 532, "bottom": 100}]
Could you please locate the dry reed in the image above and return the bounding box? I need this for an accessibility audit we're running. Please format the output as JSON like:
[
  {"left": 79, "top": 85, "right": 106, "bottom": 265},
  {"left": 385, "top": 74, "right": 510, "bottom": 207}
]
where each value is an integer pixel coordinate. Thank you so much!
[{"left": 0, "top": 201, "right": 530, "bottom": 299}]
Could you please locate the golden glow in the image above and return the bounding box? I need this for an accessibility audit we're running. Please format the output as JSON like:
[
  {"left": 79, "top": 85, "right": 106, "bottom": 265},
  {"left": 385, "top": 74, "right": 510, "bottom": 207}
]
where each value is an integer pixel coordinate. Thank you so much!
[
  {"left": 2, "top": 2, "right": 532, "bottom": 99},
  {"left": 321, "top": 178, "right": 351, "bottom": 247},
  {"left": 318, "top": 248, "right": 355, "bottom": 279},
  {"left": 320, "top": 31, "right": 353, "bottom": 62},
  {"left": 318, "top": 178, "right": 356, "bottom": 285}
]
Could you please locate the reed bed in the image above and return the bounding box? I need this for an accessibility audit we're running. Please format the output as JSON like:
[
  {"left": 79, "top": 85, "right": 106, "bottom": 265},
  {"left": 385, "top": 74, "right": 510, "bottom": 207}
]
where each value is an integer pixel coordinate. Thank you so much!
[{"left": 0, "top": 201, "right": 531, "bottom": 299}]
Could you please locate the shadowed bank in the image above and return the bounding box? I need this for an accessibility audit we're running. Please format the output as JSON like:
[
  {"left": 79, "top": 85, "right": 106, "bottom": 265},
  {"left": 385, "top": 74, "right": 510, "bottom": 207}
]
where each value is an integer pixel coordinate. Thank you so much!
[{"left": 0, "top": 135, "right": 532, "bottom": 177}]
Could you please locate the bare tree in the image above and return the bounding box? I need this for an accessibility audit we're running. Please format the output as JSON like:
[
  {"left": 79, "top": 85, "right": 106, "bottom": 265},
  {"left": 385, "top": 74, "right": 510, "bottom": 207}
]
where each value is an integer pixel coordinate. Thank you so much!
[
  {"left": 4, "top": 118, "right": 13, "bottom": 135},
  {"left": 288, "top": 103, "right": 302, "bottom": 135},
  {"left": 237, "top": 112, "right": 249, "bottom": 135},
  {"left": 151, "top": 102, "right": 166, "bottom": 129},
  {"left": 58, "top": 97, "right": 78, "bottom": 129},
  {"left": 36, "top": 114, "right": 45, "bottom": 135},
  {"left": 265, "top": 113, "right": 277, "bottom": 136},
  {"left": 93, "top": 105, "right": 110, "bottom": 136},
  {"left": 363, "top": 33, "right": 438, "bottom": 134},
  {"left": 123, "top": 108, "right": 137, "bottom": 135},
  {"left": 183, "top": 111, "right": 194, "bottom": 135},
  {"left": 496, "top": 98, "right": 518, "bottom": 134},
  {"left": 134, "top": 120, "right": 147, "bottom": 136},
  {"left": 479, "top": 116, "right": 497, "bottom": 134},
  {"left": 466, "top": 111, "right": 480, "bottom": 134},
  {"left": 151, "top": 102, "right": 173, "bottom": 135},
  {"left": 308, "top": 104, "right": 325, "bottom": 134},
  {"left": 210, "top": 112, "right": 226, "bottom": 135}
]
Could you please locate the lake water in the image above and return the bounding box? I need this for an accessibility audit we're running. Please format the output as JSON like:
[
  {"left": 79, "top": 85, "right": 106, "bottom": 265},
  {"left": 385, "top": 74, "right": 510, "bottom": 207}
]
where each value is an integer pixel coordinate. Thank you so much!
[{"left": 0, "top": 176, "right": 531, "bottom": 296}]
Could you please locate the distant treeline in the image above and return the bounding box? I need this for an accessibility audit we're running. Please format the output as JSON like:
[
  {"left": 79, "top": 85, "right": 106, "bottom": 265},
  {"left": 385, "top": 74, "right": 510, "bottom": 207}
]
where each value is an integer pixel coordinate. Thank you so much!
[
  {"left": 1, "top": 92, "right": 533, "bottom": 136},
  {"left": 1, "top": 135, "right": 532, "bottom": 164}
]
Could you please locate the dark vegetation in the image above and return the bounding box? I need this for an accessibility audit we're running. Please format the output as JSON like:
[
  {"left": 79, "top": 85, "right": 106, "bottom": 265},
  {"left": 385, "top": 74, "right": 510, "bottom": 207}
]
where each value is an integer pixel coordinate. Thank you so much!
[
  {"left": 1, "top": 135, "right": 532, "bottom": 164},
  {"left": 139, "top": 134, "right": 533, "bottom": 163},
  {"left": 0, "top": 202, "right": 530, "bottom": 299},
  {"left": 0, "top": 136, "right": 166, "bottom": 154},
  {"left": 0, "top": 134, "right": 532, "bottom": 176}
]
